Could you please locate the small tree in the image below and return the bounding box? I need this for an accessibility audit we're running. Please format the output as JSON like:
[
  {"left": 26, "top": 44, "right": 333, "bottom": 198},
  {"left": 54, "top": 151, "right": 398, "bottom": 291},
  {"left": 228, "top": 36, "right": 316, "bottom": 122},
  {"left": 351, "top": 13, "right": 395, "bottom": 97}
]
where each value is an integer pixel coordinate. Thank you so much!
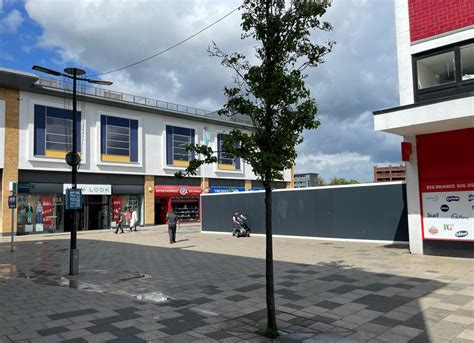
[
  {"left": 328, "top": 177, "right": 360, "bottom": 185},
  {"left": 177, "top": 0, "right": 333, "bottom": 337}
]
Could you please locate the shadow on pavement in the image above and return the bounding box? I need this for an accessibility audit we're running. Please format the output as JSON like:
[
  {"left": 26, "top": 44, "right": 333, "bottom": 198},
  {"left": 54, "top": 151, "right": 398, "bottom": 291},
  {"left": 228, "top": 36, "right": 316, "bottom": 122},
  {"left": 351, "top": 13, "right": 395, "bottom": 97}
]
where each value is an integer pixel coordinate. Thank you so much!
[{"left": 0, "top": 237, "right": 460, "bottom": 343}]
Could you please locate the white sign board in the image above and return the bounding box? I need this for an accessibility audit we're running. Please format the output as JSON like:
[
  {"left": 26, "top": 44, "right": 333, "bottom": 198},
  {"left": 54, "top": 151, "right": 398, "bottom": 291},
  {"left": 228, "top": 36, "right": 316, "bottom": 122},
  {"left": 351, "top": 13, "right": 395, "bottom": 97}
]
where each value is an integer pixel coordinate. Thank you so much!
[
  {"left": 421, "top": 181, "right": 473, "bottom": 241},
  {"left": 63, "top": 184, "right": 111, "bottom": 195}
]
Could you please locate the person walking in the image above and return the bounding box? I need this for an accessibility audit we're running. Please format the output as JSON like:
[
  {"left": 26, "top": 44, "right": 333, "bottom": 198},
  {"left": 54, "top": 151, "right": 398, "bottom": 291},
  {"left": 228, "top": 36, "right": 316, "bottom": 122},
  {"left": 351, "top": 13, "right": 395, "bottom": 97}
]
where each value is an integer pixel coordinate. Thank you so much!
[
  {"left": 166, "top": 210, "right": 179, "bottom": 244},
  {"left": 115, "top": 210, "right": 124, "bottom": 234},
  {"left": 130, "top": 208, "right": 139, "bottom": 232}
]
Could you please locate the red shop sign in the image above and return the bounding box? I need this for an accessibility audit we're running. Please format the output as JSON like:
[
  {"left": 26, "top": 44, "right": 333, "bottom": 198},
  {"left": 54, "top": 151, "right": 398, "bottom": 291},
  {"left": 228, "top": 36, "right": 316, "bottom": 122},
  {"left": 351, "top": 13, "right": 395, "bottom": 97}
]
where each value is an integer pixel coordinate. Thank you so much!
[{"left": 155, "top": 185, "right": 204, "bottom": 197}]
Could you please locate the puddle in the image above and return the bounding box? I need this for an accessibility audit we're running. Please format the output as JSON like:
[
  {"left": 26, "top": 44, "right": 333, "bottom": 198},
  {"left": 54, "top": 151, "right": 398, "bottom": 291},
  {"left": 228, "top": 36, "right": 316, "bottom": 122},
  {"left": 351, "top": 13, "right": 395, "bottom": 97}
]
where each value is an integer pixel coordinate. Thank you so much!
[{"left": 135, "top": 291, "right": 168, "bottom": 303}]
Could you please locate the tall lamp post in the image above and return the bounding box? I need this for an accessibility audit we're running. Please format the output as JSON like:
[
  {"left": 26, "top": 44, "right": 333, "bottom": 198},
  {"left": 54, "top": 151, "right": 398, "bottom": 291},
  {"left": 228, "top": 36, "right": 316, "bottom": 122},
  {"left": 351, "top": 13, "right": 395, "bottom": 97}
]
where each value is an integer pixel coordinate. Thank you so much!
[{"left": 32, "top": 65, "right": 112, "bottom": 275}]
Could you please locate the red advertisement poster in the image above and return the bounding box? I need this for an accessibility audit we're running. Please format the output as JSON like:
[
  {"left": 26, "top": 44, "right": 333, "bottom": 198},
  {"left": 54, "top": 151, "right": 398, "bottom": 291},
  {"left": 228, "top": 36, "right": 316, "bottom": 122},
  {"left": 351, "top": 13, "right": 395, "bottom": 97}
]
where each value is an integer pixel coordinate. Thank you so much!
[
  {"left": 41, "top": 196, "right": 54, "bottom": 228},
  {"left": 112, "top": 195, "right": 122, "bottom": 222}
]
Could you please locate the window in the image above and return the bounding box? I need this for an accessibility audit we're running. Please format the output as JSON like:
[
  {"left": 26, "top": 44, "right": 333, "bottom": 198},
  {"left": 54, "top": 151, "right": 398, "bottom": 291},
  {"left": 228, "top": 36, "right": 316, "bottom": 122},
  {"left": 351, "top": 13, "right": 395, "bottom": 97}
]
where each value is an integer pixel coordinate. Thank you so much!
[
  {"left": 166, "top": 125, "right": 195, "bottom": 167},
  {"left": 461, "top": 44, "right": 474, "bottom": 81},
  {"left": 34, "top": 105, "right": 81, "bottom": 158},
  {"left": 416, "top": 51, "right": 455, "bottom": 89},
  {"left": 217, "top": 133, "right": 240, "bottom": 170},
  {"left": 101, "top": 115, "right": 138, "bottom": 162},
  {"left": 413, "top": 40, "right": 474, "bottom": 102}
]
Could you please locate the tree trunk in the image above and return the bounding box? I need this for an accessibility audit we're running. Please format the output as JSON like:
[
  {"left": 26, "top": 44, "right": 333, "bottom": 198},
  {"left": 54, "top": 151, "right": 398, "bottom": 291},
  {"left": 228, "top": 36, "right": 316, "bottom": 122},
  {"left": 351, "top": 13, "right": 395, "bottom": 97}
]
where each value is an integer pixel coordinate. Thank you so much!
[{"left": 265, "top": 185, "right": 277, "bottom": 334}]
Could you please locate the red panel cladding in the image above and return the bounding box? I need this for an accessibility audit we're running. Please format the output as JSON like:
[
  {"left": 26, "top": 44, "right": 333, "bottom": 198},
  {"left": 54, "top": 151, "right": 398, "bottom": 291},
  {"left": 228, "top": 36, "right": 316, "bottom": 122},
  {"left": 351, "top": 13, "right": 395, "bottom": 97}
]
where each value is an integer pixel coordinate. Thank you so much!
[
  {"left": 408, "top": 0, "right": 474, "bottom": 42},
  {"left": 417, "top": 128, "right": 474, "bottom": 182}
]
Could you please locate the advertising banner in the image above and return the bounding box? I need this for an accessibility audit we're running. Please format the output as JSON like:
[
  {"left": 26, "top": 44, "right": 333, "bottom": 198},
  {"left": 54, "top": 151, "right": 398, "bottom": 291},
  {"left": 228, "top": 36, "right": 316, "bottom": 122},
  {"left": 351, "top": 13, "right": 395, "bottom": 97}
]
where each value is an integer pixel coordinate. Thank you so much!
[
  {"left": 112, "top": 195, "right": 122, "bottom": 223},
  {"left": 41, "top": 196, "right": 54, "bottom": 229},
  {"left": 421, "top": 180, "right": 473, "bottom": 241}
]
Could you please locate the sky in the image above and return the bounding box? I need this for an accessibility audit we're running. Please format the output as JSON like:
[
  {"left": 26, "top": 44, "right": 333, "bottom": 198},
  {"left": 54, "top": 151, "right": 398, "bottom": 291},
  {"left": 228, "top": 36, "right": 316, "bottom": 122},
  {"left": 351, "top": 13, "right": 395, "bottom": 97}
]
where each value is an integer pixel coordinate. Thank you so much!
[{"left": 0, "top": 0, "right": 402, "bottom": 183}]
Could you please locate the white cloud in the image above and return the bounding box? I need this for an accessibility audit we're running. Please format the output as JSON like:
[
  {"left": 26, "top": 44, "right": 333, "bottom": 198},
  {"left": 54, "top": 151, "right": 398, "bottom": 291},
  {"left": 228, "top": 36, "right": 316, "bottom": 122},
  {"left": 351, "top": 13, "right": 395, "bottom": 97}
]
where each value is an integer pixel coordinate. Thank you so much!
[
  {"left": 0, "top": 9, "right": 23, "bottom": 33},
  {"left": 23, "top": 0, "right": 400, "bottom": 181}
]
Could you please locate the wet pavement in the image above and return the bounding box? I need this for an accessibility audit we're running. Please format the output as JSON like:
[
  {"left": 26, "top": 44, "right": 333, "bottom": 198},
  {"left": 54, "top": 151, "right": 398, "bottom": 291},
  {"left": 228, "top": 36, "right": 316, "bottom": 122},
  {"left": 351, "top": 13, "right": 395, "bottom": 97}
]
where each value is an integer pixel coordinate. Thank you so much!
[{"left": 0, "top": 224, "right": 473, "bottom": 342}]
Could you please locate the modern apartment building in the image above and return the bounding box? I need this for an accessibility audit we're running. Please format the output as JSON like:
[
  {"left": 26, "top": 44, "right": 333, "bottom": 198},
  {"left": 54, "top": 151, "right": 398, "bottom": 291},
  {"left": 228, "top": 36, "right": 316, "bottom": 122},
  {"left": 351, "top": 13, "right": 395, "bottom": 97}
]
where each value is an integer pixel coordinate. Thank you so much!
[
  {"left": 294, "top": 173, "right": 320, "bottom": 188},
  {"left": 373, "top": 0, "right": 473, "bottom": 254},
  {"left": 373, "top": 165, "right": 406, "bottom": 183},
  {"left": 0, "top": 67, "right": 292, "bottom": 236}
]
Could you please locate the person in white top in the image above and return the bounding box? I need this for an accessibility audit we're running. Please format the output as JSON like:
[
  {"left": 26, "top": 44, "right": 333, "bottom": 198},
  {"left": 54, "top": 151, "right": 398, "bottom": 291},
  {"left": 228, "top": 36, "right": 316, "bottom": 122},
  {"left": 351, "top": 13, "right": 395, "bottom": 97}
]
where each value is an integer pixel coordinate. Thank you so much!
[{"left": 130, "top": 208, "right": 139, "bottom": 232}]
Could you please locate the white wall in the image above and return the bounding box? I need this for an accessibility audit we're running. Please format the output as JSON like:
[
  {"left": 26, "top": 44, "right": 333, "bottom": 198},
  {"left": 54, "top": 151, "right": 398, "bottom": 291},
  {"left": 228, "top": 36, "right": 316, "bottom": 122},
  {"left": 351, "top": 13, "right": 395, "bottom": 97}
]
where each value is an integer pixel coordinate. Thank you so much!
[
  {"left": 394, "top": 0, "right": 413, "bottom": 106},
  {"left": 18, "top": 91, "right": 291, "bottom": 182}
]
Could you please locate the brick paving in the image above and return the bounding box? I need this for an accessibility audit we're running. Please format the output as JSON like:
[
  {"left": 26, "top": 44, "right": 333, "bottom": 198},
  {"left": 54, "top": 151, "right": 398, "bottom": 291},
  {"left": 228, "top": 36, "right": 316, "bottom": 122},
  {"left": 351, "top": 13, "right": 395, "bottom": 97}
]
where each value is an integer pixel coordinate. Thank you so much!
[{"left": 0, "top": 225, "right": 473, "bottom": 342}]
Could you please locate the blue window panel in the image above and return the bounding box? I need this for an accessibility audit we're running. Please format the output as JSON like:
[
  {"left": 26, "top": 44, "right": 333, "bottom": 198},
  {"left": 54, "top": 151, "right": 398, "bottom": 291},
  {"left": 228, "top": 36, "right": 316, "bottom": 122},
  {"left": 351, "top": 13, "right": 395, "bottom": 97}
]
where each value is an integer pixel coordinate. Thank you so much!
[
  {"left": 76, "top": 113, "right": 81, "bottom": 153},
  {"left": 130, "top": 119, "right": 138, "bottom": 162},
  {"left": 46, "top": 107, "right": 72, "bottom": 120},
  {"left": 101, "top": 115, "right": 106, "bottom": 155},
  {"left": 34, "top": 105, "right": 46, "bottom": 156},
  {"left": 107, "top": 115, "right": 129, "bottom": 127},
  {"left": 166, "top": 126, "right": 173, "bottom": 165},
  {"left": 173, "top": 126, "right": 191, "bottom": 137},
  {"left": 190, "top": 128, "right": 195, "bottom": 160},
  {"left": 235, "top": 157, "right": 241, "bottom": 170}
]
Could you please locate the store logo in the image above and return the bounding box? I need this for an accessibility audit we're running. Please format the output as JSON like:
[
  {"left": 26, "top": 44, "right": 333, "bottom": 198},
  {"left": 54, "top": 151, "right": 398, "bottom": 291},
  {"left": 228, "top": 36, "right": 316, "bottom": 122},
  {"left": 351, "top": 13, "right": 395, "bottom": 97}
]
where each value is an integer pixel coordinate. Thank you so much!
[
  {"left": 440, "top": 204, "right": 449, "bottom": 212},
  {"left": 446, "top": 196, "right": 460, "bottom": 202},
  {"left": 178, "top": 187, "right": 189, "bottom": 196},
  {"left": 426, "top": 195, "right": 439, "bottom": 201},
  {"left": 427, "top": 213, "right": 439, "bottom": 218},
  {"left": 443, "top": 224, "right": 453, "bottom": 231},
  {"left": 469, "top": 194, "right": 474, "bottom": 202},
  {"left": 455, "top": 230, "right": 468, "bottom": 238},
  {"left": 451, "top": 213, "right": 469, "bottom": 220},
  {"left": 428, "top": 226, "right": 438, "bottom": 235}
]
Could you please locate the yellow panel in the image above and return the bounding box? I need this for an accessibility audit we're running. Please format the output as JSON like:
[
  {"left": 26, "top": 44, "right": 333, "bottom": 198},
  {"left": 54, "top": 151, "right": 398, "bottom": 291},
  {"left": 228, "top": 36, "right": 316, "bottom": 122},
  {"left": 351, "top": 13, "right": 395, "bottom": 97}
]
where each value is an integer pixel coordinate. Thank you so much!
[
  {"left": 173, "top": 160, "right": 189, "bottom": 167},
  {"left": 45, "top": 150, "right": 67, "bottom": 158},
  {"left": 102, "top": 154, "right": 130, "bottom": 162},
  {"left": 218, "top": 163, "right": 236, "bottom": 170}
]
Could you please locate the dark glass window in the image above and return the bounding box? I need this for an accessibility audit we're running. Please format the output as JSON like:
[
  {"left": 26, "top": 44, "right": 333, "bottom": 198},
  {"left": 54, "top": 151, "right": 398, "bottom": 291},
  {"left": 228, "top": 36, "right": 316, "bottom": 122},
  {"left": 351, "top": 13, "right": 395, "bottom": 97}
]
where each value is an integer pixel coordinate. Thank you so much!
[{"left": 413, "top": 40, "right": 474, "bottom": 102}]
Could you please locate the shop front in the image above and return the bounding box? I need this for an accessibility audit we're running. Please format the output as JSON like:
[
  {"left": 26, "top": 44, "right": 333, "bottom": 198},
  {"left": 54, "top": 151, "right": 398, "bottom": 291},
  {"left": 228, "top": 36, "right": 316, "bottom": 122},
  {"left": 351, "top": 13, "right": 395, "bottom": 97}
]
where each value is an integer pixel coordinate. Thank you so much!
[
  {"left": 155, "top": 185, "right": 206, "bottom": 224},
  {"left": 16, "top": 171, "right": 144, "bottom": 235}
]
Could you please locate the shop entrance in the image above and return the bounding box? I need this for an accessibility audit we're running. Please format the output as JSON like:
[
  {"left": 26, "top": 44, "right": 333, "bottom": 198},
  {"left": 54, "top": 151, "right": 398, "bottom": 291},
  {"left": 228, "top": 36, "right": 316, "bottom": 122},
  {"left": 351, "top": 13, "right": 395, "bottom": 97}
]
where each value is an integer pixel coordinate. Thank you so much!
[
  {"left": 85, "top": 195, "right": 110, "bottom": 230},
  {"left": 64, "top": 209, "right": 84, "bottom": 232},
  {"left": 155, "top": 198, "right": 168, "bottom": 224}
]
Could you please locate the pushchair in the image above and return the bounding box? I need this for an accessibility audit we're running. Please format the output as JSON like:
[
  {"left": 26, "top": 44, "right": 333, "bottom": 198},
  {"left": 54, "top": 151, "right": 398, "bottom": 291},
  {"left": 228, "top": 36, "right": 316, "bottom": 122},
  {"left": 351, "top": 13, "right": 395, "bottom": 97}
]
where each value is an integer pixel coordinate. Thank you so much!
[{"left": 232, "top": 211, "right": 250, "bottom": 238}]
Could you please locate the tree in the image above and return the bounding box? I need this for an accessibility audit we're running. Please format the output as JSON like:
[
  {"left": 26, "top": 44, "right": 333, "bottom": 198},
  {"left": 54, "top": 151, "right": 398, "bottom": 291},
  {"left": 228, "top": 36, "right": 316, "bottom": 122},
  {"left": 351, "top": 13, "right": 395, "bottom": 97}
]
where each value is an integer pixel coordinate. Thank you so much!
[
  {"left": 177, "top": 0, "right": 333, "bottom": 337},
  {"left": 328, "top": 177, "right": 360, "bottom": 185}
]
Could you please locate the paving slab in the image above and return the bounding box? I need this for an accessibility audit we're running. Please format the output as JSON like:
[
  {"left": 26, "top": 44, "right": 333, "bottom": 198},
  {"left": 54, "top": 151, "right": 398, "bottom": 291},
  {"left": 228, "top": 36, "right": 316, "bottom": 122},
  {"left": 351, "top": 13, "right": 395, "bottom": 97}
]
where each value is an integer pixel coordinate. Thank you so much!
[{"left": 1, "top": 224, "right": 473, "bottom": 342}]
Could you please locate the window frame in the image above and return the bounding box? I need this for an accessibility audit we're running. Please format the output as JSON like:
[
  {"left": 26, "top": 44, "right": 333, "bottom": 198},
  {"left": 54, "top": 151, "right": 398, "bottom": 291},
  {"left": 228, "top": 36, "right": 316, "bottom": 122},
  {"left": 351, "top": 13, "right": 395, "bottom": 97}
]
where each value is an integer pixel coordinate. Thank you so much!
[
  {"left": 165, "top": 125, "right": 195, "bottom": 168},
  {"left": 217, "top": 133, "right": 241, "bottom": 171},
  {"left": 100, "top": 114, "right": 139, "bottom": 163},
  {"left": 412, "top": 39, "right": 474, "bottom": 103}
]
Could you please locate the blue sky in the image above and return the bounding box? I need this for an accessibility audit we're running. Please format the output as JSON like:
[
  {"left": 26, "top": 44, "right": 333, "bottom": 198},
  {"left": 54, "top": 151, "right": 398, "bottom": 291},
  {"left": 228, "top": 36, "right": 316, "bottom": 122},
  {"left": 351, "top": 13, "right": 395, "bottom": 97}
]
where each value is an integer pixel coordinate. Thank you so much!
[{"left": 0, "top": 0, "right": 402, "bottom": 182}]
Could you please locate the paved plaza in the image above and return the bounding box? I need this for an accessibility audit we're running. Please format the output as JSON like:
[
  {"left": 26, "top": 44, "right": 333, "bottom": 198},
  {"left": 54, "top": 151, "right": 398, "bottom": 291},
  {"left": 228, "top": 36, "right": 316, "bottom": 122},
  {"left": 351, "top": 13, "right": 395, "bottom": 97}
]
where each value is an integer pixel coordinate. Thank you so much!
[{"left": 0, "top": 225, "right": 473, "bottom": 342}]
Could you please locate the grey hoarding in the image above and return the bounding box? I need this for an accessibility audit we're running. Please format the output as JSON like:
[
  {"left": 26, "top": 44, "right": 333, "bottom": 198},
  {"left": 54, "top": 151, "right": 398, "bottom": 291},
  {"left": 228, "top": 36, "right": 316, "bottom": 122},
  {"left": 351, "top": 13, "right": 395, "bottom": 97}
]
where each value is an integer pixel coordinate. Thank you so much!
[{"left": 202, "top": 183, "right": 408, "bottom": 242}]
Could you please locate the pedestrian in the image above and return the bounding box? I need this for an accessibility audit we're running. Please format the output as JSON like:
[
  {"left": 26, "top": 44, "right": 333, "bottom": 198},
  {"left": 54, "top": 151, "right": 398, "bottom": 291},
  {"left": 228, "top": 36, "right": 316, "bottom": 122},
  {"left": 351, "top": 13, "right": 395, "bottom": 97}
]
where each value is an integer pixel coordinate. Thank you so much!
[
  {"left": 130, "top": 208, "right": 139, "bottom": 231},
  {"left": 166, "top": 210, "right": 179, "bottom": 244},
  {"left": 115, "top": 210, "right": 124, "bottom": 234}
]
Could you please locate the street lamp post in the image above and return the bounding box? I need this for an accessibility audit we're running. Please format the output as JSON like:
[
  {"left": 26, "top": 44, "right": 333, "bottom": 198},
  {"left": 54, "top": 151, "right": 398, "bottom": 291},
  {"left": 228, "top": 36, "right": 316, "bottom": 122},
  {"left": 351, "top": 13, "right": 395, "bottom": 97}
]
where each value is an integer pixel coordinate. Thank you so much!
[{"left": 32, "top": 65, "right": 112, "bottom": 276}]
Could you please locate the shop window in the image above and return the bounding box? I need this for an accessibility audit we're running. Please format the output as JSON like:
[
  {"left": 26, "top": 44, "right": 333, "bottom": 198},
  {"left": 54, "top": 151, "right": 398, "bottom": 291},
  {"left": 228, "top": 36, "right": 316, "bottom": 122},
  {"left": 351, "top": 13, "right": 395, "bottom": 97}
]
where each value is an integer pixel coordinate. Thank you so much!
[
  {"left": 413, "top": 40, "right": 474, "bottom": 102},
  {"left": 111, "top": 195, "right": 142, "bottom": 227},
  {"left": 34, "top": 105, "right": 81, "bottom": 158},
  {"left": 101, "top": 115, "right": 138, "bottom": 162},
  {"left": 461, "top": 44, "right": 474, "bottom": 81},
  {"left": 217, "top": 133, "right": 240, "bottom": 170},
  {"left": 166, "top": 125, "right": 195, "bottom": 167},
  {"left": 17, "top": 194, "right": 64, "bottom": 234}
]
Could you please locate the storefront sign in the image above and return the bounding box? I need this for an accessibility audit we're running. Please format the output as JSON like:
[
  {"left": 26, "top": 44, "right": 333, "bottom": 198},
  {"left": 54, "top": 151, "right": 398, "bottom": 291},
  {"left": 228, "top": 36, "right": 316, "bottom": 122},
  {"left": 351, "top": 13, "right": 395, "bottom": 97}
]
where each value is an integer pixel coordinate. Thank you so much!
[
  {"left": 421, "top": 180, "right": 473, "bottom": 241},
  {"left": 155, "top": 185, "right": 203, "bottom": 197},
  {"left": 63, "top": 184, "right": 111, "bottom": 195},
  {"left": 210, "top": 186, "right": 246, "bottom": 193}
]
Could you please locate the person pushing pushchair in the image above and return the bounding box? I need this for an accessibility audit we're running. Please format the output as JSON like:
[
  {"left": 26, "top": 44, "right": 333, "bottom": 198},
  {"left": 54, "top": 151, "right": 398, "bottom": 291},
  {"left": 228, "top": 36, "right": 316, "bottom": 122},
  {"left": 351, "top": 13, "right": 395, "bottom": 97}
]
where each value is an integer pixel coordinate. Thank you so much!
[{"left": 232, "top": 211, "right": 250, "bottom": 238}]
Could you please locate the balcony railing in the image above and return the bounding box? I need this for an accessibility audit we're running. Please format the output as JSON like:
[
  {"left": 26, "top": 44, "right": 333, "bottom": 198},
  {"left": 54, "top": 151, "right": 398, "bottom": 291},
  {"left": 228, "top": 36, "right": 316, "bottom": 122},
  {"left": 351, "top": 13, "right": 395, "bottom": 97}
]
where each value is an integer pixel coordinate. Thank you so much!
[{"left": 36, "top": 77, "right": 253, "bottom": 126}]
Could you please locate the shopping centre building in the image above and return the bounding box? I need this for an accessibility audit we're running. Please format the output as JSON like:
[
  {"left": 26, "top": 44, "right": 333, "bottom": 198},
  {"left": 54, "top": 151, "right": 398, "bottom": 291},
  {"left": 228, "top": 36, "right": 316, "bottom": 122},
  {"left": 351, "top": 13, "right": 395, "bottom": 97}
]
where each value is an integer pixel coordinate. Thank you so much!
[
  {"left": 0, "top": 67, "right": 291, "bottom": 236},
  {"left": 373, "top": 0, "right": 473, "bottom": 254}
]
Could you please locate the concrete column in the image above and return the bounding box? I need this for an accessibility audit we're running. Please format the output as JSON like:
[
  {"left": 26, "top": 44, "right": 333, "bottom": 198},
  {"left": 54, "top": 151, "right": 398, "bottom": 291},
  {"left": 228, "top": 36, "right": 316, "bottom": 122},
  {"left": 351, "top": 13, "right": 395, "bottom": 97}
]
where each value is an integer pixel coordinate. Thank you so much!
[
  {"left": 405, "top": 136, "right": 423, "bottom": 255},
  {"left": 201, "top": 177, "right": 209, "bottom": 191},
  {"left": 144, "top": 175, "right": 155, "bottom": 226},
  {"left": 245, "top": 179, "right": 252, "bottom": 190},
  {"left": 287, "top": 165, "right": 295, "bottom": 188},
  {"left": 0, "top": 88, "right": 19, "bottom": 236}
]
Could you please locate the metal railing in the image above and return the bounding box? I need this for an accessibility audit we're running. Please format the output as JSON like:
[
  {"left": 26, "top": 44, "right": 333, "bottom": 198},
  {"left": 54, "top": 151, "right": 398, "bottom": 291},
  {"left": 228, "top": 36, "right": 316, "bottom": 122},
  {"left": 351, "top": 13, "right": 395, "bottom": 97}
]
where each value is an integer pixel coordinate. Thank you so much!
[{"left": 36, "top": 77, "right": 253, "bottom": 126}]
